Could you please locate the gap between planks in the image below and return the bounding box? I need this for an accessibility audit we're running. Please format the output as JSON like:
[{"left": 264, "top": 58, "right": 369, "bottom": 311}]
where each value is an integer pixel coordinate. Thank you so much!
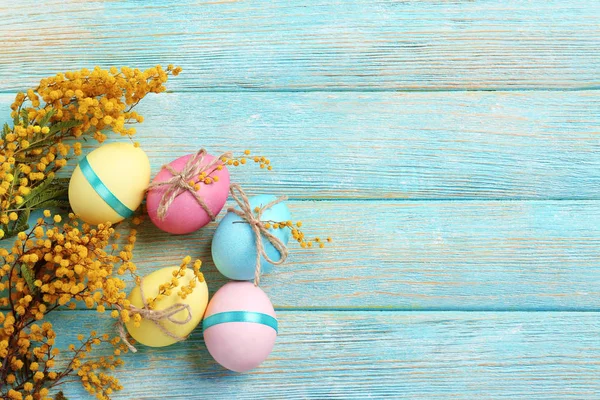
[{"left": 1, "top": 87, "right": 600, "bottom": 94}]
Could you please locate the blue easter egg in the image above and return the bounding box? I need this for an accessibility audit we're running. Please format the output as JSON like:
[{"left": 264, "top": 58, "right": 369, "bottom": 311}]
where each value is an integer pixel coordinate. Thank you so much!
[{"left": 212, "top": 194, "right": 291, "bottom": 281}]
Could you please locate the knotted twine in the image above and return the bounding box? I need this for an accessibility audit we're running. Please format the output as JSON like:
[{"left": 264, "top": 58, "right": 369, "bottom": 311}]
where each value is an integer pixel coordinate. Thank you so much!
[
  {"left": 147, "top": 148, "right": 233, "bottom": 221},
  {"left": 227, "top": 184, "right": 289, "bottom": 286},
  {"left": 116, "top": 277, "right": 192, "bottom": 353}
]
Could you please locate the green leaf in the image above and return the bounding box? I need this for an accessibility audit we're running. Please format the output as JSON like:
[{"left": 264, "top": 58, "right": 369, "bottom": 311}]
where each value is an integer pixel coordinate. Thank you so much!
[
  {"left": 20, "top": 109, "right": 29, "bottom": 126},
  {"left": 2, "top": 123, "right": 10, "bottom": 140},
  {"left": 49, "top": 120, "right": 81, "bottom": 135},
  {"left": 29, "top": 187, "right": 67, "bottom": 208},
  {"left": 6, "top": 207, "right": 30, "bottom": 238},
  {"left": 14, "top": 207, "right": 30, "bottom": 232},
  {"left": 36, "top": 199, "right": 70, "bottom": 210},
  {"left": 25, "top": 174, "right": 56, "bottom": 202},
  {"left": 38, "top": 108, "right": 56, "bottom": 127},
  {"left": 24, "top": 177, "right": 69, "bottom": 210},
  {"left": 19, "top": 136, "right": 59, "bottom": 152},
  {"left": 20, "top": 263, "right": 36, "bottom": 294}
]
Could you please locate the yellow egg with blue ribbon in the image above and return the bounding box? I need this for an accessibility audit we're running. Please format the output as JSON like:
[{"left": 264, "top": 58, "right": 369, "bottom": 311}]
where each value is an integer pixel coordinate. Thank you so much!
[{"left": 68, "top": 142, "right": 150, "bottom": 225}]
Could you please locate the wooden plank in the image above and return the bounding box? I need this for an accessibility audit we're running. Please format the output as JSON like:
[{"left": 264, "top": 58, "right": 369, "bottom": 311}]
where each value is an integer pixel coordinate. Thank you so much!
[
  {"left": 1, "top": 0, "right": 599, "bottom": 91},
  {"left": 134, "top": 200, "right": 600, "bottom": 310},
  {"left": 1, "top": 91, "right": 599, "bottom": 200},
  {"left": 42, "top": 310, "right": 600, "bottom": 399},
  {"left": 24, "top": 200, "right": 594, "bottom": 311}
]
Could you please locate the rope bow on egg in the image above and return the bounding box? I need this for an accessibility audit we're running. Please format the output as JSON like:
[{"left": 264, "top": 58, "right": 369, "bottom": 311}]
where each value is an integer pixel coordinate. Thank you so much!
[
  {"left": 147, "top": 148, "right": 232, "bottom": 220},
  {"left": 227, "top": 183, "right": 289, "bottom": 286},
  {"left": 116, "top": 277, "right": 193, "bottom": 353}
]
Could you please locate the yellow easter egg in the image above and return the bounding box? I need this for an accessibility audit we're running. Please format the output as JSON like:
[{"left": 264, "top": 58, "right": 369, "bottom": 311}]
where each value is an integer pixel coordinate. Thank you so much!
[
  {"left": 68, "top": 142, "right": 150, "bottom": 225},
  {"left": 125, "top": 266, "right": 209, "bottom": 347}
]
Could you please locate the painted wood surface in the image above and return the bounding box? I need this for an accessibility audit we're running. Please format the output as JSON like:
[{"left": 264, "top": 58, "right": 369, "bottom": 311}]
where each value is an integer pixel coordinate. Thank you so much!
[
  {"left": 1, "top": 91, "right": 599, "bottom": 200},
  {"left": 2, "top": 200, "right": 599, "bottom": 311},
  {"left": 1, "top": 0, "right": 599, "bottom": 398},
  {"left": 1, "top": 1, "right": 599, "bottom": 91},
  {"left": 58, "top": 200, "right": 599, "bottom": 311},
  {"left": 47, "top": 310, "right": 600, "bottom": 399}
]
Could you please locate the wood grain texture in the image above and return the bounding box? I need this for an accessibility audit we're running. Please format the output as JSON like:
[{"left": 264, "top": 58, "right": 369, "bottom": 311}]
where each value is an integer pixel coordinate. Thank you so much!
[
  {"left": 2, "top": 1, "right": 599, "bottom": 397},
  {"left": 34, "top": 200, "right": 595, "bottom": 311},
  {"left": 46, "top": 310, "right": 600, "bottom": 399},
  {"left": 2, "top": 90, "right": 599, "bottom": 200},
  {"left": 1, "top": 0, "right": 599, "bottom": 91}
]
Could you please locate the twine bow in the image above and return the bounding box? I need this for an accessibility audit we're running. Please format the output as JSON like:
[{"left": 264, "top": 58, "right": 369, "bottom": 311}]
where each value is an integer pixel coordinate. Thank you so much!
[
  {"left": 147, "top": 149, "right": 232, "bottom": 221},
  {"left": 227, "top": 184, "right": 288, "bottom": 286},
  {"left": 116, "top": 277, "right": 193, "bottom": 353}
]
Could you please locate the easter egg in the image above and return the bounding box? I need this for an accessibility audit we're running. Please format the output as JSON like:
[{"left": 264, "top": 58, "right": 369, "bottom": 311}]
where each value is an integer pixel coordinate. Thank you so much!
[
  {"left": 125, "top": 266, "right": 209, "bottom": 347},
  {"left": 212, "top": 194, "right": 291, "bottom": 281},
  {"left": 146, "top": 152, "right": 230, "bottom": 234},
  {"left": 68, "top": 142, "right": 150, "bottom": 225},
  {"left": 203, "top": 282, "right": 277, "bottom": 372}
]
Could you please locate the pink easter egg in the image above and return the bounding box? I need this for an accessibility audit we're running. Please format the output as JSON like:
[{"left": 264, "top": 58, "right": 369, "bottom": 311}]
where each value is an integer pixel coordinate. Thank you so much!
[
  {"left": 147, "top": 153, "right": 230, "bottom": 234},
  {"left": 203, "top": 282, "right": 277, "bottom": 372}
]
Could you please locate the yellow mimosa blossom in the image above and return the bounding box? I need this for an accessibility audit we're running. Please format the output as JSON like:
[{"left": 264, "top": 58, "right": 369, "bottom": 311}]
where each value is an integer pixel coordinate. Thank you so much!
[
  {"left": 0, "top": 64, "right": 186, "bottom": 400},
  {"left": 2, "top": 65, "right": 179, "bottom": 239}
]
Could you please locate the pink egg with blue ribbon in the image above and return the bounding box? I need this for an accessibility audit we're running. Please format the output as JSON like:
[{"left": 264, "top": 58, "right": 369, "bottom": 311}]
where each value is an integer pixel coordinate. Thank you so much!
[{"left": 203, "top": 281, "right": 277, "bottom": 372}]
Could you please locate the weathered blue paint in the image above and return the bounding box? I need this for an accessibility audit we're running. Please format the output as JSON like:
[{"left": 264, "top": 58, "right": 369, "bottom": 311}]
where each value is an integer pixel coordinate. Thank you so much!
[
  {"left": 50, "top": 311, "right": 600, "bottom": 399},
  {"left": 1, "top": 91, "right": 598, "bottom": 200},
  {"left": 0, "top": 1, "right": 599, "bottom": 91},
  {"left": 0, "top": 0, "right": 598, "bottom": 398}
]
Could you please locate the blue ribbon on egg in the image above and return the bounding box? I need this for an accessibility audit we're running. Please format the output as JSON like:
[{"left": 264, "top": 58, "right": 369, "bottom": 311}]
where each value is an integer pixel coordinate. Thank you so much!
[
  {"left": 202, "top": 311, "right": 278, "bottom": 333},
  {"left": 79, "top": 156, "right": 135, "bottom": 219}
]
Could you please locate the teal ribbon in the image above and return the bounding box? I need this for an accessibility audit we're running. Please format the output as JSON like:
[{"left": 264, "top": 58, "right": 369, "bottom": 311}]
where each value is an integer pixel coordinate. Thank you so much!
[
  {"left": 79, "top": 156, "right": 134, "bottom": 218},
  {"left": 202, "top": 311, "right": 278, "bottom": 333}
]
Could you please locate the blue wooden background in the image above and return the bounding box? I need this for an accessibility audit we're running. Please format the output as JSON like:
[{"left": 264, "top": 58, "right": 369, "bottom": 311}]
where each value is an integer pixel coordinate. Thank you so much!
[{"left": 1, "top": 0, "right": 600, "bottom": 398}]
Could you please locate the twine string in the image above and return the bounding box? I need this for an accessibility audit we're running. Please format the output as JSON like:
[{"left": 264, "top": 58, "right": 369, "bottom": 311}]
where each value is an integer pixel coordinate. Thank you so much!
[
  {"left": 116, "top": 277, "right": 193, "bottom": 353},
  {"left": 147, "top": 149, "right": 232, "bottom": 221},
  {"left": 227, "top": 184, "right": 288, "bottom": 286}
]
